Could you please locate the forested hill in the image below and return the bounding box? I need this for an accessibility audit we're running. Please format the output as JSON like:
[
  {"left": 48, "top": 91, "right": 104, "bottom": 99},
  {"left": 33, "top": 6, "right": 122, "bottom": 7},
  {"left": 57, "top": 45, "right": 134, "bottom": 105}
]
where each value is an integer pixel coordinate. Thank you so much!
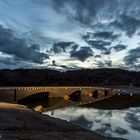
[{"left": 0, "top": 68, "right": 140, "bottom": 86}]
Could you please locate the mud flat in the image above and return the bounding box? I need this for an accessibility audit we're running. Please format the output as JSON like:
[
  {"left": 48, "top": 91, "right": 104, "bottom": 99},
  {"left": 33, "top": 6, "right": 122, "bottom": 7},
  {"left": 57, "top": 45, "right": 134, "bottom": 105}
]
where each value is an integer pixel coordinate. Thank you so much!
[{"left": 0, "top": 103, "right": 125, "bottom": 140}]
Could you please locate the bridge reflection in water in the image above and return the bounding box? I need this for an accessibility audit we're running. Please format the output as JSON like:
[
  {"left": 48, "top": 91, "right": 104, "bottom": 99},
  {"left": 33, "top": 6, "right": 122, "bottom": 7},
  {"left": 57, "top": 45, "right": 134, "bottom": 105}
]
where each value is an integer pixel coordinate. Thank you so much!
[{"left": 0, "top": 87, "right": 114, "bottom": 112}]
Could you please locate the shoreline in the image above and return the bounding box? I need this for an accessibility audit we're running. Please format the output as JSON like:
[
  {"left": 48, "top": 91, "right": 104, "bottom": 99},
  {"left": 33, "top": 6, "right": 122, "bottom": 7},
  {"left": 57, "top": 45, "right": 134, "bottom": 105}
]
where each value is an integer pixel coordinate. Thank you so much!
[{"left": 0, "top": 102, "right": 125, "bottom": 140}]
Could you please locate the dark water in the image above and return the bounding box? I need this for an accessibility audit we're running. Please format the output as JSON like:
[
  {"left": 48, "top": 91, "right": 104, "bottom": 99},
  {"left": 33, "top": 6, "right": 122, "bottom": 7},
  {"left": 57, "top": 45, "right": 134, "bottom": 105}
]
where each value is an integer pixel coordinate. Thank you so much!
[{"left": 44, "top": 107, "right": 140, "bottom": 140}]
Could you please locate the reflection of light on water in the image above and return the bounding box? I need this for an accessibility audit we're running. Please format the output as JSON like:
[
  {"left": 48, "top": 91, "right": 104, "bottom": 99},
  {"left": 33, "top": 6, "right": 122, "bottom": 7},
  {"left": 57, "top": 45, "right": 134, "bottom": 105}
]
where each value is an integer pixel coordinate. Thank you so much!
[{"left": 44, "top": 107, "right": 140, "bottom": 140}]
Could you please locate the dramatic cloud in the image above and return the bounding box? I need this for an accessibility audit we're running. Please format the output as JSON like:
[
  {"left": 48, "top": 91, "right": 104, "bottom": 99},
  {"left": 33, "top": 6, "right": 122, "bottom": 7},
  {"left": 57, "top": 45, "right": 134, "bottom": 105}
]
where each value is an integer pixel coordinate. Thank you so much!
[
  {"left": 49, "top": 0, "right": 140, "bottom": 33},
  {"left": 113, "top": 44, "right": 127, "bottom": 52},
  {"left": 102, "top": 51, "right": 111, "bottom": 55},
  {"left": 0, "top": 54, "right": 36, "bottom": 69},
  {"left": 86, "top": 40, "right": 111, "bottom": 51},
  {"left": 0, "top": 0, "right": 140, "bottom": 70},
  {"left": 82, "top": 32, "right": 113, "bottom": 54},
  {"left": 82, "top": 32, "right": 92, "bottom": 41},
  {"left": 70, "top": 46, "right": 93, "bottom": 61},
  {"left": 0, "top": 56, "right": 18, "bottom": 66},
  {"left": 94, "top": 31, "right": 119, "bottom": 40},
  {"left": 111, "top": 15, "right": 140, "bottom": 37},
  {"left": 124, "top": 47, "right": 140, "bottom": 65},
  {"left": 95, "top": 55, "right": 101, "bottom": 58},
  {"left": 0, "top": 25, "right": 49, "bottom": 64},
  {"left": 51, "top": 42, "right": 77, "bottom": 53},
  {"left": 49, "top": 0, "right": 99, "bottom": 26},
  {"left": 97, "top": 60, "right": 112, "bottom": 68},
  {"left": 83, "top": 32, "right": 119, "bottom": 41}
]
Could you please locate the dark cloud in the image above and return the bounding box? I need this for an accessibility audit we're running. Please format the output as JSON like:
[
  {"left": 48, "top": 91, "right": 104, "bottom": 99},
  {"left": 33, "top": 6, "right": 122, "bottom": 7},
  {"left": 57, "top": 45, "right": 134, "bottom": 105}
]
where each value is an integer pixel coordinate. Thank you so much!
[
  {"left": 87, "top": 40, "right": 111, "bottom": 51},
  {"left": 124, "top": 47, "right": 140, "bottom": 65},
  {"left": 102, "top": 51, "right": 111, "bottom": 55},
  {"left": 49, "top": 0, "right": 140, "bottom": 31},
  {"left": 0, "top": 25, "right": 49, "bottom": 64},
  {"left": 0, "top": 56, "right": 35, "bottom": 69},
  {"left": 0, "top": 57, "right": 18, "bottom": 66},
  {"left": 95, "top": 55, "right": 101, "bottom": 58},
  {"left": 111, "top": 15, "right": 140, "bottom": 37},
  {"left": 83, "top": 31, "right": 119, "bottom": 41},
  {"left": 97, "top": 60, "right": 112, "bottom": 67},
  {"left": 132, "top": 64, "right": 140, "bottom": 70},
  {"left": 30, "top": 44, "right": 40, "bottom": 51},
  {"left": 105, "top": 60, "right": 112, "bottom": 67},
  {"left": 113, "top": 44, "right": 127, "bottom": 52},
  {"left": 70, "top": 46, "right": 93, "bottom": 61},
  {"left": 1, "top": 0, "right": 140, "bottom": 70},
  {"left": 94, "top": 31, "right": 119, "bottom": 40},
  {"left": 49, "top": 0, "right": 105, "bottom": 26},
  {"left": 51, "top": 41, "right": 77, "bottom": 53},
  {"left": 82, "top": 32, "right": 112, "bottom": 52},
  {"left": 82, "top": 32, "right": 93, "bottom": 41}
]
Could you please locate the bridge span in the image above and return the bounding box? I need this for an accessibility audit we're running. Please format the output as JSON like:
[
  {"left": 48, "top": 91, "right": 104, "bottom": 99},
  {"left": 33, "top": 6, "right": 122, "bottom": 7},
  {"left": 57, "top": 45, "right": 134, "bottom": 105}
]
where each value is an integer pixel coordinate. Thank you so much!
[{"left": 0, "top": 86, "right": 115, "bottom": 111}]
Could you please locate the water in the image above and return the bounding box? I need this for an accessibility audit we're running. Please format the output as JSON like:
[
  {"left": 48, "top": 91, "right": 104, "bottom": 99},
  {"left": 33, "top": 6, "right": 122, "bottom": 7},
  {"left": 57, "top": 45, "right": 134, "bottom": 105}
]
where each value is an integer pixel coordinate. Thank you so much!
[{"left": 44, "top": 107, "right": 140, "bottom": 140}]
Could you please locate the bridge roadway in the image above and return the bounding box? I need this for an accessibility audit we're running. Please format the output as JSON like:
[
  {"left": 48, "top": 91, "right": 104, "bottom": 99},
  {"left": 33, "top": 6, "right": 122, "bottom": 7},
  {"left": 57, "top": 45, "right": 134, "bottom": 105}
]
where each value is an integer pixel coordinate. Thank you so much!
[{"left": 1, "top": 86, "right": 138, "bottom": 111}]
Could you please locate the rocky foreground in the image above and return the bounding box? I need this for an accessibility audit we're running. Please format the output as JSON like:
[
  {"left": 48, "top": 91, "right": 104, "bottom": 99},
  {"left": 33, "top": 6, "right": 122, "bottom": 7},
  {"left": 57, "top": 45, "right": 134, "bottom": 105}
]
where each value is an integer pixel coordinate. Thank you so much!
[{"left": 0, "top": 103, "right": 125, "bottom": 140}]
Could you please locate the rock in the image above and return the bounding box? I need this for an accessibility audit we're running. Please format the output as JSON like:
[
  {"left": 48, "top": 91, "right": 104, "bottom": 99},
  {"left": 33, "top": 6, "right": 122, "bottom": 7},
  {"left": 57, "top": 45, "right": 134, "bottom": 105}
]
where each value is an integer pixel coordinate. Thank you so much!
[{"left": 34, "top": 105, "right": 43, "bottom": 112}]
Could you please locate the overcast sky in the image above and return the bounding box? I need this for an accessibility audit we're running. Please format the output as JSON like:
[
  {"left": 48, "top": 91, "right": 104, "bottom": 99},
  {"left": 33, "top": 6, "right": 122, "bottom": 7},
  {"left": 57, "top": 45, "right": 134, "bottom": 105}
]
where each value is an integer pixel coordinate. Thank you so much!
[{"left": 0, "top": 0, "right": 140, "bottom": 70}]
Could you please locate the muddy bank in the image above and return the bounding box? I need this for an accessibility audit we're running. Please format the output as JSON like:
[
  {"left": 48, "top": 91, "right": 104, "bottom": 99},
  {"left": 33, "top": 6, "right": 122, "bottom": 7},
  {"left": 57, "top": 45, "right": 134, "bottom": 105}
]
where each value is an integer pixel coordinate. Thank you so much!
[{"left": 0, "top": 103, "right": 125, "bottom": 140}]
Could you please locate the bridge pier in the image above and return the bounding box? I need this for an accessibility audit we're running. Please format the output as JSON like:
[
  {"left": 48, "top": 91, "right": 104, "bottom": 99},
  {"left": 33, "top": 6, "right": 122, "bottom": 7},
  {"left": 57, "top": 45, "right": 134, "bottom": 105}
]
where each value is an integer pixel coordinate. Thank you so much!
[{"left": 13, "top": 89, "right": 17, "bottom": 102}]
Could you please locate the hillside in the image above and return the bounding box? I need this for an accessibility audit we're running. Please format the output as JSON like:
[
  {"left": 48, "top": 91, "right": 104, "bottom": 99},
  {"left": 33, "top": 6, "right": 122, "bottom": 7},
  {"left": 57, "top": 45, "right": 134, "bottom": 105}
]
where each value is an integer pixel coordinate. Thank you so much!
[{"left": 0, "top": 68, "right": 140, "bottom": 86}]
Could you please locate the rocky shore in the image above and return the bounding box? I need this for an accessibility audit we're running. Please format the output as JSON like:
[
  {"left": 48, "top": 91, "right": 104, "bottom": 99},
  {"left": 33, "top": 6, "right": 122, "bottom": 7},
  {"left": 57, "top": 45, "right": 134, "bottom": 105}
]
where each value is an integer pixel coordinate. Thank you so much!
[{"left": 0, "top": 103, "right": 125, "bottom": 140}]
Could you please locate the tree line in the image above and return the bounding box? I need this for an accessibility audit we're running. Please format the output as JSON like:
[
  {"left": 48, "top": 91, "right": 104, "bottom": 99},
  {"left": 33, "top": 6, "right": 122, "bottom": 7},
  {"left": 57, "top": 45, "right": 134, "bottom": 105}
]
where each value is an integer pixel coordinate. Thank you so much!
[{"left": 0, "top": 68, "right": 139, "bottom": 86}]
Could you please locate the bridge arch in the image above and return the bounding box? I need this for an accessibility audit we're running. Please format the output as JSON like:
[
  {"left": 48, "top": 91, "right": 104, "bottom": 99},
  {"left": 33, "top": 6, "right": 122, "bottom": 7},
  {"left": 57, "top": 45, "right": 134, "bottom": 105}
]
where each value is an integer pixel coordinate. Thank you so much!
[
  {"left": 17, "top": 92, "right": 49, "bottom": 106},
  {"left": 92, "top": 90, "right": 99, "bottom": 98},
  {"left": 69, "top": 90, "right": 81, "bottom": 101},
  {"left": 104, "top": 90, "right": 109, "bottom": 96}
]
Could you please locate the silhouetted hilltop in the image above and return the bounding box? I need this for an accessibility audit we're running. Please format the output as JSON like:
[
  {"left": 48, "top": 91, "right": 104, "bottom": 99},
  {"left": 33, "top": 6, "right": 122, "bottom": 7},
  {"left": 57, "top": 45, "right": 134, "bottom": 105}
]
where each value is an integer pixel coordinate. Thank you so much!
[{"left": 0, "top": 68, "right": 140, "bottom": 86}]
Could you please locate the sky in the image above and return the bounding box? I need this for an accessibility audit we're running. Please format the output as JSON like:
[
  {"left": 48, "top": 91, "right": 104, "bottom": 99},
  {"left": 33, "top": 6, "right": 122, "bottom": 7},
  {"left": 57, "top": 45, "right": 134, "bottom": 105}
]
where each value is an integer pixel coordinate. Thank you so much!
[{"left": 0, "top": 0, "right": 140, "bottom": 70}]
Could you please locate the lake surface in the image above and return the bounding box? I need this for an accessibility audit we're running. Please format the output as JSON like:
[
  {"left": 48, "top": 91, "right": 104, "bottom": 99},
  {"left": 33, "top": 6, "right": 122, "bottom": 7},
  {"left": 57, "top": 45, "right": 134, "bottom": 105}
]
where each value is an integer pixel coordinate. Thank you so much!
[{"left": 44, "top": 106, "right": 140, "bottom": 140}]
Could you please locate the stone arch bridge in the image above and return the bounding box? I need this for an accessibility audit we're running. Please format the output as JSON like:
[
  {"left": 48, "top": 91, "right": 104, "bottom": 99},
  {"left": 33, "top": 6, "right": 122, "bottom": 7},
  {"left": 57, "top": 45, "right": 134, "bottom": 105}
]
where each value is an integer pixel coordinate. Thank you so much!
[{"left": 0, "top": 86, "right": 115, "bottom": 111}]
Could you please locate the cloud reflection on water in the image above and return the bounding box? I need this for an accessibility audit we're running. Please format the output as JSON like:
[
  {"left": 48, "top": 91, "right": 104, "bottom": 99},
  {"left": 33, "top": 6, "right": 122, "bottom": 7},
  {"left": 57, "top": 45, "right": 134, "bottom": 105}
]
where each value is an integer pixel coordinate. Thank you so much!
[{"left": 45, "top": 107, "right": 140, "bottom": 140}]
